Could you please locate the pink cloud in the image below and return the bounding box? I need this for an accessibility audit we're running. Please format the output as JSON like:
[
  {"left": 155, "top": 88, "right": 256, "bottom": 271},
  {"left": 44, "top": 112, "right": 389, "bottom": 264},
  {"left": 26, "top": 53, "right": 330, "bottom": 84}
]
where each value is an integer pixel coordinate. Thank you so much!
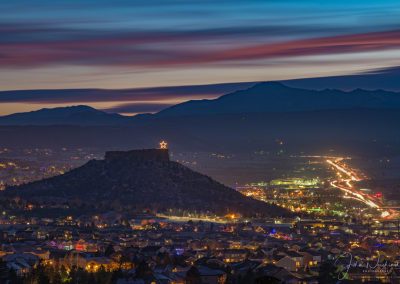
[{"left": 1, "top": 29, "right": 400, "bottom": 68}]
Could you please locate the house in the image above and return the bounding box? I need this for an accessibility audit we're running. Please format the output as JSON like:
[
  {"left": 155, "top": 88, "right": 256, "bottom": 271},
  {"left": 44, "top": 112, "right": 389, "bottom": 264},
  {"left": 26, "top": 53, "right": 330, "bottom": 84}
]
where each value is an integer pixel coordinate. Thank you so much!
[
  {"left": 62, "top": 250, "right": 119, "bottom": 272},
  {"left": 3, "top": 253, "right": 40, "bottom": 276},
  {"left": 140, "top": 246, "right": 168, "bottom": 258},
  {"left": 231, "top": 259, "right": 261, "bottom": 280},
  {"left": 275, "top": 256, "right": 301, "bottom": 272},
  {"left": 219, "top": 249, "right": 247, "bottom": 263},
  {"left": 274, "top": 250, "right": 305, "bottom": 272},
  {"left": 299, "top": 250, "right": 321, "bottom": 268},
  {"left": 29, "top": 248, "right": 50, "bottom": 260},
  {"left": 274, "top": 250, "right": 304, "bottom": 271},
  {"left": 85, "top": 257, "right": 118, "bottom": 272},
  {"left": 62, "top": 251, "right": 88, "bottom": 269},
  {"left": 256, "top": 264, "right": 300, "bottom": 284},
  {"left": 186, "top": 265, "right": 227, "bottom": 284}
]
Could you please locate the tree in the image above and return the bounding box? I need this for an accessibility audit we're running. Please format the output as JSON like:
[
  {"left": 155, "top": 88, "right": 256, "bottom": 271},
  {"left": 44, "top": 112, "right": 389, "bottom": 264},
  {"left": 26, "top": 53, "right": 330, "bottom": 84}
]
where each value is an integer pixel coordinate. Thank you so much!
[
  {"left": 59, "top": 265, "right": 71, "bottom": 283},
  {"left": 318, "top": 261, "right": 338, "bottom": 284},
  {"left": 135, "top": 261, "right": 151, "bottom": 279},
  {"left": 105, "top": 244, "right": 115, "bottom": 257},
  {"left": 255, "top": 276, "right": 280, "bottom": 284},
  {"left": 111, "top": 269, "right": 123, "bottom": 283},
  {"left": 27, "top": 262, "right": 50, "bottom": 284},
  {"left": 95, "top": 266, "right": 112, "bottom": 284},
  {"left": 88, "top": 272, "right": 97, "bottom": 284},
  {"left": 0, "top": 258, "right": 9, "bottom": 281},
  {"left": 186, "top": 266, "right": 201, "bottom": 284},
  {"left": 8, "top": 269, "right": 21, "bottom": 284}
]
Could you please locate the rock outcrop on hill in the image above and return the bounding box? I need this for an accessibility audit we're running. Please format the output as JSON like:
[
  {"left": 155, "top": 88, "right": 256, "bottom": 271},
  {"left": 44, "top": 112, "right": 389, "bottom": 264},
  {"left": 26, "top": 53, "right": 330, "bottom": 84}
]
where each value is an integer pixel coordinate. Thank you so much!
[{"left": 3, "top": 149, "right": 287, "bottom": 217}]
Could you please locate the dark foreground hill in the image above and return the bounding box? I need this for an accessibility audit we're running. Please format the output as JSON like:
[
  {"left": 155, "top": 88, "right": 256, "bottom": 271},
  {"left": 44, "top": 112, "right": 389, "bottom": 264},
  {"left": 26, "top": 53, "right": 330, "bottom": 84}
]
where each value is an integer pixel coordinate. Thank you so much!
[{"left": 2, "top": 149, "right": 287, "bottom": 217}]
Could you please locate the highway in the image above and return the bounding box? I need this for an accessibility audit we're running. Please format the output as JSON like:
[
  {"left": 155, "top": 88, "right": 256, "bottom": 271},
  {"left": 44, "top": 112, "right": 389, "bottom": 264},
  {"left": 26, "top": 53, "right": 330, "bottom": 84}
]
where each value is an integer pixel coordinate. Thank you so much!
[{"left": 326, "top": 158, "right": 399, "bottom": 219}]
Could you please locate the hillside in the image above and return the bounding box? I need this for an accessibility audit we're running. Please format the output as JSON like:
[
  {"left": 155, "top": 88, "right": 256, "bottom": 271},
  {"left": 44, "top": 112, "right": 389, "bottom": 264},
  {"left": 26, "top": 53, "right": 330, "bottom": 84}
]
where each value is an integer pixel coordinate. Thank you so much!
[{"left": 2, "top": 149, "right": 287, "bottom": 217}]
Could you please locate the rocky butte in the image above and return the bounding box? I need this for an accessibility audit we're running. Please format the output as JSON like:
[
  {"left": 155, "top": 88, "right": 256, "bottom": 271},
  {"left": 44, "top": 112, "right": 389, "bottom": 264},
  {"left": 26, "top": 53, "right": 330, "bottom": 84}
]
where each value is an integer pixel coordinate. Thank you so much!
[
  {"left": 2, "top": 149, "right": 288, "bottom": 217},
  {"left": 105, "top": 149, "right": 170, "bottom": 163}
]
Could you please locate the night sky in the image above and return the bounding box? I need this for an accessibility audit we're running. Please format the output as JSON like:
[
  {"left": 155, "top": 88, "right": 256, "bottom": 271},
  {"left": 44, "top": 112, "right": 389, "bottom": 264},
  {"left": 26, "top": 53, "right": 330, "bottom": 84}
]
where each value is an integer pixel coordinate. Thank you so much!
[{"left": 1, "top": 1, "right": 400, "bottom": 115}]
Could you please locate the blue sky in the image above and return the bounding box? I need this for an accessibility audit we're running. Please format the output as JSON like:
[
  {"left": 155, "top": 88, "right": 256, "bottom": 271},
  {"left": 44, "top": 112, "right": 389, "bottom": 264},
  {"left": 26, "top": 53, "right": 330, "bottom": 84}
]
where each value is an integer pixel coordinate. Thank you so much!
[{"left": 0, "top": 0, "right": 400, "bottom": 114}]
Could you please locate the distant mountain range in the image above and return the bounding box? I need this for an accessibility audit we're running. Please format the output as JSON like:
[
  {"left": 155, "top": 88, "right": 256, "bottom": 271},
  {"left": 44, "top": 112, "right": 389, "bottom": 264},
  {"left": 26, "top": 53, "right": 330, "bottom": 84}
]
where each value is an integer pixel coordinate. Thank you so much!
[
  {"left": 0, "top": 105, "right": 129, "bottom": 126},
  {"left": 282, "top": 66, "right": 400, "bottom": 91},
  {"left": 1, "top": 83, "right": 400, "bottom": 157},
  {"left": 1, "top": 82, "right": 400, "bottom": 126},
  {"left": 2, "top": 149, "right": 287, "bottom": 217},
  {"left": 158, "top": 82, "right": 400, "bottom": 117}
]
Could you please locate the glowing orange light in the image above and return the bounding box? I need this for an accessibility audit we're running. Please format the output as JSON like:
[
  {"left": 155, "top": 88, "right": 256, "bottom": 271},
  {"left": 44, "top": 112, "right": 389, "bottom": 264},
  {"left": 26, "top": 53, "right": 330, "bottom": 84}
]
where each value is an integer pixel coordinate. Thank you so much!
[{"left": 159, "top": 140, "right": 168, "bottom": 149}]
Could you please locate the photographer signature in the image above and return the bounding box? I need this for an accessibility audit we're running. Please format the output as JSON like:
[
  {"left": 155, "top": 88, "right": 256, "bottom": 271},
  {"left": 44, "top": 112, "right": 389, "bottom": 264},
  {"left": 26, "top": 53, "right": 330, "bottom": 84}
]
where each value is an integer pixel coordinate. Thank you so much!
[{"left": 334, "top": 252, "right": 399, "bottom": 280}]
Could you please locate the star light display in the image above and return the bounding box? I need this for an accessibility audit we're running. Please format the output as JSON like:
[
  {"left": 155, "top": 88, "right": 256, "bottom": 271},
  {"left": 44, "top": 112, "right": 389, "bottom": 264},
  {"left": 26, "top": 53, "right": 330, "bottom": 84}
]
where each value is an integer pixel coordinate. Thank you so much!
[{"left": 159, "top": 140, "right": 168, "bottom": 149}]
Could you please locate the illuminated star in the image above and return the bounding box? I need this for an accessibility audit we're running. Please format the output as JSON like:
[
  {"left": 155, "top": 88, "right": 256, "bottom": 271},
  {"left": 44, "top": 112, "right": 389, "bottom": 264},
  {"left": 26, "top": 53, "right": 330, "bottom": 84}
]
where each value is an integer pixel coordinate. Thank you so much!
[{"left": 159, "top": 140, "right": 168, "bottom": 149}]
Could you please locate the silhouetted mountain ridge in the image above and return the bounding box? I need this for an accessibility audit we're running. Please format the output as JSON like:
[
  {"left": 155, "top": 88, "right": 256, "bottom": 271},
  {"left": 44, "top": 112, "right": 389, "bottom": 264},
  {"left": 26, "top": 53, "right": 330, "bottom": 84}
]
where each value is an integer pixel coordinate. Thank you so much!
[
  {"left": 157, "top": 82, "right": 400, "bottom": 116},
  {"left": 1, "top": 83, "right": 400, "bottom": 125},
  {"left": 0, "top": 105, "right": 129, "bottom": 125}
]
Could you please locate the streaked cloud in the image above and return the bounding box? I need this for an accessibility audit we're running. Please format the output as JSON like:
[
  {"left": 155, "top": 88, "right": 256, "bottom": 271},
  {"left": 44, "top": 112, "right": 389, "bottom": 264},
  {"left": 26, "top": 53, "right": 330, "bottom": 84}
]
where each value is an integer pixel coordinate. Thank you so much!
[
  {"left": 0, "top": 82, "right": 254, "bottom": 104},
  {"left": 1, "top": 22, "right": 400, "bottom": 68},
  {"left": 1, "top": 0, "right": 400, "bottom": 115},
  {"left": 102, "top": 103, "right": 173, "bottom": 114}
]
